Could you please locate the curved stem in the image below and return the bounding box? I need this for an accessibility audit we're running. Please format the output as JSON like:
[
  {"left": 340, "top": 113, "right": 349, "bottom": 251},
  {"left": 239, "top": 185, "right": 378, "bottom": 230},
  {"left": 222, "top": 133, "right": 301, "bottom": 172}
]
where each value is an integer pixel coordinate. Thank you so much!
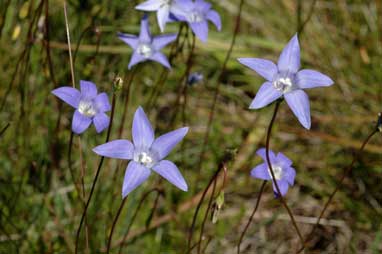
[
  {"left": 197, "top": 0, "right": 244, "bottom": 174},
  {"left": 107, "top": 197, "right": 128, "bottom": 254},
  {"left": 75, "top": 93, "right": 117, "bottom": 253},
  {"left": 264, "top": 100, "right": 305, "bottom": 246},
  {"left": 237, "top": 180, "right": 267, "bottom": 254},
  {"left": 297, "top": 129, "right": 378, "bottom": 253}
]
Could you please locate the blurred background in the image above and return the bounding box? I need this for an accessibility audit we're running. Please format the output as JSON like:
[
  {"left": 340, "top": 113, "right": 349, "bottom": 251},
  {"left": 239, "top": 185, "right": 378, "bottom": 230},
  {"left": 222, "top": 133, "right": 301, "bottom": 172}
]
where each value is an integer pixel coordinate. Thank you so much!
[{"left": 0, "top": 0, "right": 381, "bottom": 253}]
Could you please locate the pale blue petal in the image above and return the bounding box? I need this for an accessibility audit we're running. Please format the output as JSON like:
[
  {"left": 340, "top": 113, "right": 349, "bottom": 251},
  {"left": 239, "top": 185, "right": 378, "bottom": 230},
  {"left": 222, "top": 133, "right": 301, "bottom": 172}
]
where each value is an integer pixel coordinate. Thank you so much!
[
  {"left": 149, "top": 52, "right": 171, "bottom": 69},
  {"left": 151, "top": 127, "right": 188, "bottom": 160},
  {"left": 283, "top": 166, "right": 296, "bottom": 186},
  {"left": 118, "top": 33, "right": 139, "bottom": 49},
  {"left": 135, "top": 0, "right": 163, "bottom": 11},
  {"left": 132, "top": 106, "right": 155, "bottom": 149},
  {"left": 250, "top": 163, "right": 271, "bottom": 180},
  {"left": 190, "top": 21, "right": 208, "bottom": 42},
  {"left": 72, "top": 110, "right": 92, "bottom": 134},
  {"left": 94, "top": 93, "right": 111, "bottom": 113},
  {"left": 296, "top": 69, "right": 334, "bottom": 89},
  {"left": 237, "top": 58, "right": 277, "bottom": 81},
  {"left": 249, "top": 82, "right": 282, "bottom": 109},
  {"left": 128, "top": 51, "right": 146, "bottom": 69},
  {"left": 51, "top": 87, "right": 81, "bottom": 108},
  {"left": 93, "top": 139, "right": 134, "bottom": 160},
  {"left": 256, "top": 148, "right": 277, "bottom": 162},
  {"left": 206, "top": 10, "right": 221, "bottom": 30},
  {"left": 157, "top": 5, "right": 170, "bottom": 32},
  {"left": 93, "top": 112, "right": 110, "bottom": 133},
  {"left": 273, "top": 180, "right": 289, "bottom": 197},
  {"left": 80, "top": 80, "right": 97, "bottom": 99},
  {"left": 139, "top": 15, "right": 152, "bottom": 43},
  {"left": 152, "top": 160, "right": 188, "bottom": 191},
  {"left": 284, "top": 90, "right": 311, "bottom": 129},
  {"left": 277, "top": 34, "right": 300, "bottom": 73},
  {"left": 276, "top": 152, "right": 293, "bottom": 167},
  {"left": 122, "top": 161, "right": 151, "bottom": 197},
  {"left": 152, "top": 34, "right": 177, "bottom": 50}
]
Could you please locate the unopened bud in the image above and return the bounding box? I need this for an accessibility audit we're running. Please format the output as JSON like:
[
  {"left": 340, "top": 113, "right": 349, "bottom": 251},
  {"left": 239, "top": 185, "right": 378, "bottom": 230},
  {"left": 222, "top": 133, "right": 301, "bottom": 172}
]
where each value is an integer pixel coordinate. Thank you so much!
[
  {"left": 113, "top": 76, "right": 123, "bottom": 92},
  {"left": 377, "top": 112, "right": 382, "bottom": 132}
]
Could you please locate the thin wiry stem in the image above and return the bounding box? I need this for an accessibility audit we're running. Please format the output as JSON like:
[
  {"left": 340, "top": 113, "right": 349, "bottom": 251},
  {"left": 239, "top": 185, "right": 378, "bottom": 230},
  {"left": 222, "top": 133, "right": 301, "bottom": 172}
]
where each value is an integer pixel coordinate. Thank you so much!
[
  {"left": 0, "top": 123, "right": 10, "bottom": 138},
  {"left": 297, "top": 128, "right": 379, "bottom": 253},
  {"left": 118, "top": 68, "right": 137, "bottom": 138},
  {"left": 197, "top": 0, "right": 245, "bottom": 174},
  {"left": 237, "top": 180, "right": 267, "bottom": 254},
  {"left": 63, "top": 0, "right": 75, "bottom": 87},
  {"left": 118, "top": 188, "right": 163, "bottom": 254},
  {"left": 75, "top": 93, "right": 117, "bottom": 253},
  {"left": 187, "top": 163, "right": 226, "bottom": 253},
  {"left": 106, "top": 197, "right": 128, "bottom": 254},
  {"left": 264, "top": 100, "right": 305, "bottom": 246}
]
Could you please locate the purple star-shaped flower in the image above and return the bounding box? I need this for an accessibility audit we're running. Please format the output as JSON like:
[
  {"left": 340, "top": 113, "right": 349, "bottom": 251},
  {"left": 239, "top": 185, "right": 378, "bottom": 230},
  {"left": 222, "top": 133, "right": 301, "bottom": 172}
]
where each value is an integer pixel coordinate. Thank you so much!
[
  {"left": 135, "top": 0, "right": 178, "bottom": 32},
  {"left": 238, "top": 34, "right": 334, "bottom": 129},
  {"left": 171, "top": 0, "right": 221, "bottom": 42},
  {"left": 51, "top": 80, "right": 111, "bottom": 134},
  {"left": 251, "top": 148, "right": 296, "bottom": 197},
  {"left": 118, "top": 15, "right": 177, "bottom": 70},
  {"left": 93, "top": 106, "right": 189, "bottom": 197}
]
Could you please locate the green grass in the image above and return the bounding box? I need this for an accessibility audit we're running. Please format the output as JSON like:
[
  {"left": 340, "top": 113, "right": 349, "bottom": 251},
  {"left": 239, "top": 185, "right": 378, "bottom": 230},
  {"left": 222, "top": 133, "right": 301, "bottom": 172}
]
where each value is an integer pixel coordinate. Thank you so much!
[{"left": 0, "top": 0, "right": 381, "bottom": 253}]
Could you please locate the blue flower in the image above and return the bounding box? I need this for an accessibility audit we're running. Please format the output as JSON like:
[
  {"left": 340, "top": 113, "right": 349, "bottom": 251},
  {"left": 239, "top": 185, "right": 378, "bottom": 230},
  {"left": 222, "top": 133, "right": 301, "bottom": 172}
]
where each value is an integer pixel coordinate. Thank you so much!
[
  {"left": 171, "top": 0, "right": 221, "bottom": 42},
  {"left": 238, "top": 34, "right": 334, "bottom": 129},
  {"left": 93, "top": 107, "right": 189, "bottom": 197},
  {"left": 251, "top": 148, "right": 296, "bottom": 197},
  {"left": 51, "top": 80, "right": 111, "bottom": 134},
  {"left": 118, "top": 15, "right": 177, "bottom": 69}
]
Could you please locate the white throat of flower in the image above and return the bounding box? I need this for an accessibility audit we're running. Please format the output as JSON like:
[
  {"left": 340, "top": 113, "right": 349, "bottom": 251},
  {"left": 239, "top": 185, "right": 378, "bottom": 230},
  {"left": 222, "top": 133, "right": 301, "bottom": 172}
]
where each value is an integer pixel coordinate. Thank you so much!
[
  {"left": 78, "top": 100, "right": 97, "bottom": 117},
  {"left": 268, "top": 165, "right": 283, "bottom": 180},
  {"left": 133, "top": 149, "right": 158, "bottom": 168},
  {"left": 273, "top": 76, "right": 294, "bottom": 93},
  {"left": 137, "top": 43, "right": 154, "bottom": 58},
  {"left": 160, "top": 0, "right": 171, "bottom": 7},
  {"left": 188, "top": 11, "right": 204, "bottom": 23}
]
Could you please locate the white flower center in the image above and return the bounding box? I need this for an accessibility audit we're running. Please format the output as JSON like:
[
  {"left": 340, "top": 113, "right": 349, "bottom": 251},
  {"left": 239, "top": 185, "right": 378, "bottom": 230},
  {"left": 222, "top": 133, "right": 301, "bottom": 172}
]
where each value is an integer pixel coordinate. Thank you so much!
[
  {"left": 268, "top": 165, "right": 283, "bottom": 180},
  {"left": 78, "top": 100, "right": 97, "bottom": 117},
  {"left": 137, "top": 43, "right": 153, "bottom": 58},
  {"left": 160, "top": 0, "right": 171, "bottom": 7},
  {"left": 273, "top": 77, "right": 294, "bottom": 93},
  {"left": 133, "top": 149, "right": 158, "bottom": 168},
  {"left": 188, "top": 11, "right": 204, "bottom": 23},
  {"left": 138, "top": 152, "right": 153, "bottom": 165}
]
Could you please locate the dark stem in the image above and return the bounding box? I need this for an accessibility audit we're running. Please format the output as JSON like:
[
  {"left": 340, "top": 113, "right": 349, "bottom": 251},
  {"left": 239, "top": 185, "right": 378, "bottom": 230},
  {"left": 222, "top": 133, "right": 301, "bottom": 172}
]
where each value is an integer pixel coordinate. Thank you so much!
[
  {"left": 297, "top": 128, "right": 378, "bottom": 253},
  {"left": 197, "top": 174, "right": 218, "bottom": 254},
  {"left": 75, "top": 92, "right": 117, "bottom": 254},
  {"left": 106, "top": 197, "right": 128, "bottom": 254},
  {"left": 118, "top": 68, "right": 137, "bottom": 138},
  {"left": 264, "top": 100, "right": 305, "bottom": 246},
  {"left": 0, "top": 123, "right": 10, "bottom": 138},
  {"left": 197, "top": 0, "right": 244, "bottom": 174},
  {"left": 118, "top": 188, "right": 162, "bottom": 254},
  {"left": 237, "top": 180, "right": 267, "bottom": 254},
  {"left": 187, "top": 163, "right": 225, "bottom": 253}
]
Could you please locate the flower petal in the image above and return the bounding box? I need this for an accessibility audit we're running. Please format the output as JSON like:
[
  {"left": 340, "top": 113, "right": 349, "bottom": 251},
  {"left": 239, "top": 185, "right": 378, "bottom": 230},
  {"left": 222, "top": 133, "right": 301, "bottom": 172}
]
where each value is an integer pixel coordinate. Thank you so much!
[
  {"left": 118, "top": 32, "right": 139, "bottom": 49},
  {"left": 190, "top": 21, "right": 208, "bottom": 42},
  {"left": 80, "top": 80, "right": 97, "bottom": 99},
  {"left": 283, "top": 166, "right": 296, "bottom": 186},
  {"left": 93, "top": 139, "right": 134, "bottom": 160},
  {"left": 128, "top": 51, "right": 146, "bottom": 69},
  {"left": 206, "top": 10, "right": 221, "bottom": 30},
  {"left": 195, "top": 0, "right": 211, "bottom": 11},
  {"left": 250, "top": 163, "right": 271, "bottom": 181},
  {"left": 51, "top": 87, "right": 81, "bottom": 108},
  {"left": 152, "top": 34, "right": 177, "bottom": 51},
  {"left": 132, "top": 106, "right": 155, "bottom": 149},
  {"left": 237, "top": 58, "right": 278, "bottom": 81},
  {"left": 152, "top": 160, "right": 188, "bottom": 191},
  {"left": 149, "top": 52, "right": 171, "bottom": 69},
  {"left": 249, "top": 82, "right": 282, "bottom": 109},
  {"left": 139, "top": 15, "right": 152, "bottom": 43},
  {"left": 296, "top": 69, "right": 334, "bottom": 89},
  {"left": 122, "top": 161, "right": 151, "bottom": 197},
  {"left": 93, "top": 113, "right": 110, "bottom": 133},
  {"left": 135, "top": 0, "right": 163, "bottom": 11},
  {"left": 277, "top": 34, "right": 300, "bottom": 73},
  {"left": 94, "top": 93, "right": 111, "bottom": 113},
  {"left": 157, "top": 5, "right": 170, "bottom": 32},
  {"left": 276, "top": 152, "right": 293, "bottom": 167},
  {"left": 151, "top": 127, "right": 188, "bottom": 160},
  {"left": 273, "top": 180, "right": 289, "bottom": 197},
  {"left": 72, "top": 110, "right": 92, "bottom": 134},
  {"left": 284, "top": 90, "right": 311, "bottom": 129},
  {"left": 256, "top": 148, "right": 277, "bottom": 162}
]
